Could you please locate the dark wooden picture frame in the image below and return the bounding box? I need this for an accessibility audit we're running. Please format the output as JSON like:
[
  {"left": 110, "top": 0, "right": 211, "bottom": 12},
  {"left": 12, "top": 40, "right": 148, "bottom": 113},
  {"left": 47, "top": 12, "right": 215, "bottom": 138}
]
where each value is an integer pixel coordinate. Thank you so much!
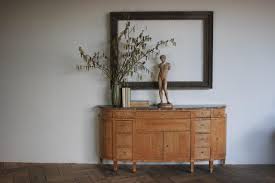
[{"left": 110, "top": 11, "right": 213, "bottom": 90}]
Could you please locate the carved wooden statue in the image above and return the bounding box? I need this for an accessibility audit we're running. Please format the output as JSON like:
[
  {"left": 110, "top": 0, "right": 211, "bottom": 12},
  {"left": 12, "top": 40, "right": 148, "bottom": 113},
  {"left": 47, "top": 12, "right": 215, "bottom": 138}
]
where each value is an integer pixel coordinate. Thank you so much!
[{"left": 158, "top": 55, "right": 173, "bottom": 108}]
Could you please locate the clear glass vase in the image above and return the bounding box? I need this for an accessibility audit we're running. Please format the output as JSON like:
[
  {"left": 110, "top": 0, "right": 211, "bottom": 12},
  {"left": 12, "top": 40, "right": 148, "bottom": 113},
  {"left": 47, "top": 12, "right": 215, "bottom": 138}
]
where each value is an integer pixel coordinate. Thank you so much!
[{"left": 111, "top": 83, "right": 121, "bottom": 107}]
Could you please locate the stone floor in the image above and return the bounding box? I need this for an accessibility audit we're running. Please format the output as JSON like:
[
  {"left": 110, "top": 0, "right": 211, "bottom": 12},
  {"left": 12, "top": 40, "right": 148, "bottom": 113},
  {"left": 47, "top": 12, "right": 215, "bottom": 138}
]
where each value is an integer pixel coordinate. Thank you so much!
[{"left": 0, "top": 163, "right": 275, "bottom": 183}]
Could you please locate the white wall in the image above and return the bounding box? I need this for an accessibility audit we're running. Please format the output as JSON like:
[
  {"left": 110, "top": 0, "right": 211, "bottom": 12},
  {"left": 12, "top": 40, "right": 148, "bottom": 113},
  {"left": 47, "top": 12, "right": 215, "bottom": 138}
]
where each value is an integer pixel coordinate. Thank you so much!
[{"left": 0, "top": 0, "right": 275, "bottom": 164}]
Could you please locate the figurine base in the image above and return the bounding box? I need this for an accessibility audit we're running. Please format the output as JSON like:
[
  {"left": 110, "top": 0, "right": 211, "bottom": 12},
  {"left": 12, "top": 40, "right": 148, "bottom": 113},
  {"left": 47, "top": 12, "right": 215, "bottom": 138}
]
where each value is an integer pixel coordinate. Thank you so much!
[{"left": 158, "top": 103, "right": 173, "bottom": 109}]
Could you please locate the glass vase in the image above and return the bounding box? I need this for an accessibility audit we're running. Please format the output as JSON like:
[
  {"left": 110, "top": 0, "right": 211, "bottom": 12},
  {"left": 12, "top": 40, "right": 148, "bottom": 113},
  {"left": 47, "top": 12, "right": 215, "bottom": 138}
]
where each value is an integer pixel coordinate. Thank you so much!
[{"left": 111, "top": 83, "right": 121, "bottom": 107}]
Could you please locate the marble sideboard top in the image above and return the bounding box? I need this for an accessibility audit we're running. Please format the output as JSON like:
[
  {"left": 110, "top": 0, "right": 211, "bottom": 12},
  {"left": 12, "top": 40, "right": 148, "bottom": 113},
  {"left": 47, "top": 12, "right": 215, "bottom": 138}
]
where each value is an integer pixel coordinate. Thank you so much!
[{"left": 98, "top": 104, "right": 226, "bottom": 110}]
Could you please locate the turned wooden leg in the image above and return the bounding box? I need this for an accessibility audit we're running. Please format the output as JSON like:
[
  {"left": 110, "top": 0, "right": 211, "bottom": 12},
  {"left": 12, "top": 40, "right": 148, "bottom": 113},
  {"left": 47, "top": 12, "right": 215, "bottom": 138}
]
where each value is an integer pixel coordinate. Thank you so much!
[
  {"left": 221, "top": 159, "right": 226, "bottom": 166},
  {"left": 132, "top": 161, "right": 137, "bottom": 173},
  {"left": 113, "top": 160, "right": 118, "bottom": 172},
  {"left": 190, "top": 161, "right": 194, "bottom": 173},
  {"left": 99, "top": 157, "right": 103, "bottom": 164},
  {"left": 209, "top": 160, "right": 214, "bottom": 173}
]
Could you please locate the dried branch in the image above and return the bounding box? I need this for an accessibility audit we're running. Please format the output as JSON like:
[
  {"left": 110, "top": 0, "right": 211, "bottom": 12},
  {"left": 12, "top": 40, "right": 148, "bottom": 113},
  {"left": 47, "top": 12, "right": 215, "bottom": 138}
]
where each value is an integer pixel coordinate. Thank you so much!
[{"left": 77, "top": 21, "right": 176, "bottom": 86}]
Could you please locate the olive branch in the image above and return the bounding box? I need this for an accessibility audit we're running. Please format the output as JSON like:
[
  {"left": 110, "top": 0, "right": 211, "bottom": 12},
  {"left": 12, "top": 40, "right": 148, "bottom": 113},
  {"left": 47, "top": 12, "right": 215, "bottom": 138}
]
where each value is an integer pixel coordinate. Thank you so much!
[{"left": 77, "top": 21, "right": 176, "bottom": 86}]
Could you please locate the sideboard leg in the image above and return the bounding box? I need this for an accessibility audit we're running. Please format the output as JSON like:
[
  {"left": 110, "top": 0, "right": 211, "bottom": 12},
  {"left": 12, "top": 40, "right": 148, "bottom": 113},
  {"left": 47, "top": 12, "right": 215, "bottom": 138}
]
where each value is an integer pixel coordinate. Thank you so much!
[
  {"left": 132, "top": 161, "right": 137, "bottom": 173},
  {"left": 113, "top": 160, "right": 118, "bottom": 172},
  {"left": 209, "top": 160, "right": 214, "bottom": 173},
  {"left": 221, "top": 159, "right": 226, "bottom": 166},
  {"left": 190, "top": 161, "right": 194, "bottom": 173},
  {"left": 99, "top": 157, "right": 103, "bottom": 164}
]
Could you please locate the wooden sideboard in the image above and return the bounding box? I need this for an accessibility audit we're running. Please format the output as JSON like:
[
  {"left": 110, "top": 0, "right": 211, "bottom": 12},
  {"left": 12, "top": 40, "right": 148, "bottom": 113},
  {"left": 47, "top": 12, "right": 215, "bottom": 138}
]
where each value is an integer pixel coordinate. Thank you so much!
[{"left": 99, "top": 105, "right": 226, "bottom": 173}]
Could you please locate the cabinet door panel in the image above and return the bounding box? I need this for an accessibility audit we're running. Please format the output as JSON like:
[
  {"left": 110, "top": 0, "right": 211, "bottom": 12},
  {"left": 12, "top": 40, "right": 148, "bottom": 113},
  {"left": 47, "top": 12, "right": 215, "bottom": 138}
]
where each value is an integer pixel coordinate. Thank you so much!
[
  {"left": 134, "top": 132, "right": 163, "bottom": 161},
  {"left": 164, "top": 132, "right": 190, "bottom": 161},
  {"left": 211, "top": 118, "right": 226, "bottom": 159}
]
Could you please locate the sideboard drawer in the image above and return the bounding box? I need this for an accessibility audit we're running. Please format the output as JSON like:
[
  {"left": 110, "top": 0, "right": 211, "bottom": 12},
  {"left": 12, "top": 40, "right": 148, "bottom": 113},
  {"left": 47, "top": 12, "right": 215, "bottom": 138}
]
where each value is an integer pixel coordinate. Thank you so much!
[
  {"left": 195, "top": 134, "right": 210, "bottom": 147},
  {"left": 113, "top": 111, "right": 135, "bottom": 119},
  {"left": 191, "top": 110, "right": 211, "bottom": 118},
  {"left": 211, "top": 109, "right": 225, "bottom": 118},
  {"left": 194, "top": 120, "right": 211, "bottom": 133},
  {"left": 116, "top": 120, "right": 132, "bottom": 133},
  {"left": 116, "top": 148, "right": 132, "bottom": 160},
  {"left": 116, "top": 134, "right": 132, "bottom": 147},
  {"left": 136, "top": 111, "right": 190, "bottom": 119},
  {"left": 101, "top": 110, "right": 113, "bottom": 119},
  {"left": 136, "top": 119, "right": 190, "bottom": 132},
  {"left": 195, "top": 147, "right": 210, "bottom": 160}
]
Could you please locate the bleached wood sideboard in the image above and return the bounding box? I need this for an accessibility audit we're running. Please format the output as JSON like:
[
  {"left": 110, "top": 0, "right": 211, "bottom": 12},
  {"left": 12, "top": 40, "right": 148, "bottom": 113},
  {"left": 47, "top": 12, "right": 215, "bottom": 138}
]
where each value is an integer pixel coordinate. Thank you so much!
[{"left": 99, "top": 105, "right": 226, "bottom": 173}]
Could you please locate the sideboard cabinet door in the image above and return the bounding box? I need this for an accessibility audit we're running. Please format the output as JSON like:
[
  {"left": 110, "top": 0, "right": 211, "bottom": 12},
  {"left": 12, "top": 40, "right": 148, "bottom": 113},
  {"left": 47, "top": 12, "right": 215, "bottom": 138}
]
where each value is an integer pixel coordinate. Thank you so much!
[
  {"left": 164, "top": 132, "right": 190, "bottom": 161},
  {"left": 134, "top": 132, "right": 163, "bottom": 161},
  {"left": 211, "top": 118, "right": 226, "bottom": 160}
]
